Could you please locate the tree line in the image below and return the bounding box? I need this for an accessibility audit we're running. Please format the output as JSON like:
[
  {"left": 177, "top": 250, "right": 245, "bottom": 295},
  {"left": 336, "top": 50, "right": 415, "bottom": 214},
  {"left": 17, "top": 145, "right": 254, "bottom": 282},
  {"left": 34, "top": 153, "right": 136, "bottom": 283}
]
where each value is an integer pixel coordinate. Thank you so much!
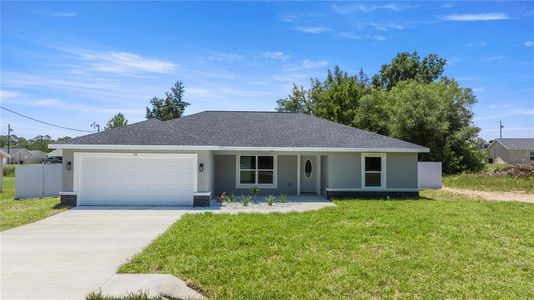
[
  {"left": 276, "top": 52, "right": 485, "bottom": 174},
  {"left": 0, "top": 135, "right": 71, "bottom": 153}
]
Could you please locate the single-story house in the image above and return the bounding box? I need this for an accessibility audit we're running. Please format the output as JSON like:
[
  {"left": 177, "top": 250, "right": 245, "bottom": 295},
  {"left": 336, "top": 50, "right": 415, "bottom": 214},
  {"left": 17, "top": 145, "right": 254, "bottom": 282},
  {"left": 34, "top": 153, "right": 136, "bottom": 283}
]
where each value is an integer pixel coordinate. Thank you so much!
[
  {"left": 50, "top": 111, "right": 430, "bottom": 207},
  {"left": 0, "top": 150, "right": 11, "bottom": 192},
  {"left": 487, "top": 138, "right": 534, "bottom": 164},
  {"left": 48, "top": 148, "right": 63, "bottom": 158},
  {"left": 0, "top": 148, "right": 40, "bottom": 165},
  {"left": 29, "top": 150, "right": 47, "bottom": 163}
]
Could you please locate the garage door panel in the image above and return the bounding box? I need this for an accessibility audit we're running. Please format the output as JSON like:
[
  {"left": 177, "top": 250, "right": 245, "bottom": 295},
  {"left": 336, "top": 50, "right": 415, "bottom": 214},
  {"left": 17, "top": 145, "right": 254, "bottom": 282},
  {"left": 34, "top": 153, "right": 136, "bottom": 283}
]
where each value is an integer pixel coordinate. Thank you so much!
[{"left": 78, "top": 155, "right": 195, "bottom": 206}]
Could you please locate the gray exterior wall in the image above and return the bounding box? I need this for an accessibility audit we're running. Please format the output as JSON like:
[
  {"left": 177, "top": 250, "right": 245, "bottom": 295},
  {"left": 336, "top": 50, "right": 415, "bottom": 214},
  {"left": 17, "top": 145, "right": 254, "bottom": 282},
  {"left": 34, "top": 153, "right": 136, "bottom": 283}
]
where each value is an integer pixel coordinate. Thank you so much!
[
  {"left": 325, "top": 153, "right": 361, "bottom": 188},
  {"left": 61, "top": 149, "right": 212, "bottom": 192},
  {"left": 488, "top": 142, "right": 532, "bottom": 164},
  {"left": 213, "top": 154, "right": 297, "bottom": 195},
  {"left": 386, "top": 153, "right": 418, "bottom": 189}
]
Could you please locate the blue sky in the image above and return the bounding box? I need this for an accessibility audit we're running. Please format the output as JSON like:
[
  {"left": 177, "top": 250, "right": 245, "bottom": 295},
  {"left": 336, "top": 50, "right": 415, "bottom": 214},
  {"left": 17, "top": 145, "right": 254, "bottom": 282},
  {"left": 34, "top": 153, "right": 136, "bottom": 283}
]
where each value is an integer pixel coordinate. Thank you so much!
[{"left": 1, "top": 1, "right": 533, "bottom": 141}]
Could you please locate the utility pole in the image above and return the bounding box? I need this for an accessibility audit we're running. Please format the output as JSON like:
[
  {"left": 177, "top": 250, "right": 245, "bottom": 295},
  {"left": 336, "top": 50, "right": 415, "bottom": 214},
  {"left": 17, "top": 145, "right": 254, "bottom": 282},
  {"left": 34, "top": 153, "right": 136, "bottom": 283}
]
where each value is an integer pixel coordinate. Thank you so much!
[
  {"left": 7, "top": 124, "right": 13, "bottom": 163},
  {"left": 499, "top": 120, "right": 504, "bottom": 139}
]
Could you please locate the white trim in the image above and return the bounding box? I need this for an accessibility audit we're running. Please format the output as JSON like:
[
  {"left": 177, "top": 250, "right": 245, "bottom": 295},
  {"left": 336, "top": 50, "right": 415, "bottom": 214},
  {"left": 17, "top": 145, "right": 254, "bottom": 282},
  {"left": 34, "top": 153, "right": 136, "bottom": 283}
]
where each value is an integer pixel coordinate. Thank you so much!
[
  {"left": 361, "top": 153, "right": 387, "bottom": 190},
  {"left": 50, "top": 144, "right": 429, "bottom": 153},
  {"left": 73, "top": 152, "right": 198, "bottom": 206},
  {"left": 235, "top": 154, "right": 278, "bottom": 189},
  {"left": 296, "top": 154, "right": 301, "bottom": 195},
  {"left": 193, "top": 192, "right": 212, "bottom": 197},
  {"left": 316, "top": 155, "right": 321, "bottom": 195},
  {"left": 59, "top": 191, "right": 77, "bottom": 195},
  {"left": 326, "top": 187, "right": 419, "bottom": 192}
]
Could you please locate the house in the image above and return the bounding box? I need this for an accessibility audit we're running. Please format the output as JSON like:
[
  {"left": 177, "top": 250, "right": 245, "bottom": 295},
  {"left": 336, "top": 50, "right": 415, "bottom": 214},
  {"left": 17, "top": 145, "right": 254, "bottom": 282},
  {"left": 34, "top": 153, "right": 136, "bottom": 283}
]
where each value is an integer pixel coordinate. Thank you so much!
[
  {"left": 49, "top": 111, "right": 430, "bottom": 207},
  {"left": 29, "top": 150, "right": 47, "bottom": 163},
  {"left": 0, "top": 148, "right": 40, "bottom": 164},
  {"left": 48, "top": 148, "right": 63, "bottom": 158},
  {"left": 0, "top": 149, "right": 11, "bottom": 192},
  {"left": 487, "top": 138, "right": 534, "bottom": 164}
]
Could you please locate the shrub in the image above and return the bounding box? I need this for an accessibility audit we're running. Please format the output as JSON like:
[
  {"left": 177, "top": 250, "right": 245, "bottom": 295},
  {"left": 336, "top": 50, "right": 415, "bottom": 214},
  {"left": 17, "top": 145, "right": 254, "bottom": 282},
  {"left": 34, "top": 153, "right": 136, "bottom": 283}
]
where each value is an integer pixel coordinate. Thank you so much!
[
  {"left": 250, "top": 186, "right": 260, "bottom": 199},
  {"left": 3, "top": 165, "right": 15, "bottom": 177},
  {"left": 266, "top": 195, "right": 275, "bottom": 206},
  {"left": 241, "top": 195, "right": 251, "bottom": 206},
  {"left": 227, "top": 194, "right": 236, "bottom": 203},
  {"left": 279, "top": 194, "right": 288, "bottom": 203}
]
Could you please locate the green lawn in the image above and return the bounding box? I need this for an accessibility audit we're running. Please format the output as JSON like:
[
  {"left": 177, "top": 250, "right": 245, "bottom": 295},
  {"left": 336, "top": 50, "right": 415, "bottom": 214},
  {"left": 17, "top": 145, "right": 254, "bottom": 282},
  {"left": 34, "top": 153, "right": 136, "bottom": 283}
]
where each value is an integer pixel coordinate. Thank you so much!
[
  {"left": 0, "top": 176, "right": 72, "bottom": 231},
  {"left": 443, "top": 173, "right": 534, "bottom": 194},
  {"left": 120, "top": 190, "right": 534, "bottom": 299}
]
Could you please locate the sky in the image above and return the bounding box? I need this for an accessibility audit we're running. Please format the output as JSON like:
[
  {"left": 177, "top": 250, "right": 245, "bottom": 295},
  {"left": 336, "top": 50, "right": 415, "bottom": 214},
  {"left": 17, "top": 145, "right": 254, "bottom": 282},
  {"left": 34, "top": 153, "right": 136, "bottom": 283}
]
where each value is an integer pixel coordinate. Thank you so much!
[{"left": 1, "top": 1, "right": 533, "bottom": 141}]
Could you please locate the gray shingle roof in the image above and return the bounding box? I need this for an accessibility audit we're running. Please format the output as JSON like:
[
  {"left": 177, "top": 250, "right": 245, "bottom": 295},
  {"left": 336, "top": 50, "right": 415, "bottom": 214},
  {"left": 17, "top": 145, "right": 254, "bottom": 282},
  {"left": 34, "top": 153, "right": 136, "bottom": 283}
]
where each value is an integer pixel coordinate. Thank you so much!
[
  {"left": 495, "top": 138, "right": 534, "bottom": 150},
  {"left": 56, "top": 111, "right": 428, "bottom": 151}
]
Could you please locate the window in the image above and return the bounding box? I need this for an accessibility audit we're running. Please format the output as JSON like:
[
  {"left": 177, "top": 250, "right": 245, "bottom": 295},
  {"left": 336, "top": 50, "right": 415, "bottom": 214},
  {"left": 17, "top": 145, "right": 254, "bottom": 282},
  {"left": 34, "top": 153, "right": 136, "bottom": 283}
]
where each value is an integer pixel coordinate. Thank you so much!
[
  {"left": 238, "top": 155, "right": 276, "bottom": 187},
  {"left": 362, "top": 154, "right": 385, "bottom": 188},
  {"left": 530, "top": 152, "right": 534, "bottom": 161},
  {"left": 305, "top": 160, "right": 312, "bottom": 178}
]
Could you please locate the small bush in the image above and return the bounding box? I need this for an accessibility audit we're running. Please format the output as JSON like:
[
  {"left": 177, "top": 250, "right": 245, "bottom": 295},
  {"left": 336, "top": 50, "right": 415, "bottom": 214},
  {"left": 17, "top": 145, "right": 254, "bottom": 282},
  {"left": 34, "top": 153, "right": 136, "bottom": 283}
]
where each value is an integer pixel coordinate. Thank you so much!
[
  {"left": 279, "top": 194, "right": 288, "bottom": 203},
  {"left": 266, "top": 195, "right": 275, "bottom": 206},
  {"left": 227, "top": 194, "right": 236, "bottom": 203},
  {"left": 241, "top": 195, "right": 251, "bottom": 206},
  {"left": 250, "top": 186, "right": 260, "bottom": 198},
  {"left": 86, "top": 289, "right": 169, "bottom": 300},
  {"left": 3, "top": 165, "right": 15, "bottom": 177}
]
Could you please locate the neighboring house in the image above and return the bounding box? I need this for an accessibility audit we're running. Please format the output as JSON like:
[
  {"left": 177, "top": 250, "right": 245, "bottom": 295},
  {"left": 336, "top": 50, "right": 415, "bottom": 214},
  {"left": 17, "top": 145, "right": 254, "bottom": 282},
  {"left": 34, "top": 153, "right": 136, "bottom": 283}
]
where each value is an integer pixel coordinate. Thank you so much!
[
  {"left": 50, "top": 111, "right": 430, "bottom": 207},
  {"left": 47, "top": 149, "right": 63, "bottom": 163},
  {"left": 0, "top": 148, "right": 40, "bottom": 164},
  {"left": 0, "top": 150, "right": 11, "bottom": 192},
  {"left": 29, "top": 150, "right": 47, "bottom": 163},
  {"left": 487, "top": 138, "right": 534, "bottom": 164}
]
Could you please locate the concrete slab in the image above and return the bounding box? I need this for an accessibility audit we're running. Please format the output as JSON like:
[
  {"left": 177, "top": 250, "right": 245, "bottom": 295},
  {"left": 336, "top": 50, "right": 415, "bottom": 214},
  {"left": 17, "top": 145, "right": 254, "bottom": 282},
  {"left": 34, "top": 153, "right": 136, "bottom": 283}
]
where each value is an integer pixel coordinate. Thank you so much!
[
  {"left": 99, "top": 274, "right": 204, "bottom": 299},
  {"left": 0, "top": 207, "right": 187, "bottom": 300}
]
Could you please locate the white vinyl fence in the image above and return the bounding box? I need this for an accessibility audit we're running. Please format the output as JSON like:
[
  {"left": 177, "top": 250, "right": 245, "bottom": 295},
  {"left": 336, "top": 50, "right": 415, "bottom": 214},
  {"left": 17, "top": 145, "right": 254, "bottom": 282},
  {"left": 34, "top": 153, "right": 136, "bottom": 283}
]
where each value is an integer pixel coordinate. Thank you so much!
[
  {"left": 418, "top": 162, "right": 442, "bottom": 189},
  {"left": 15, "top": 164, "right": 62, "bottom": 199}
]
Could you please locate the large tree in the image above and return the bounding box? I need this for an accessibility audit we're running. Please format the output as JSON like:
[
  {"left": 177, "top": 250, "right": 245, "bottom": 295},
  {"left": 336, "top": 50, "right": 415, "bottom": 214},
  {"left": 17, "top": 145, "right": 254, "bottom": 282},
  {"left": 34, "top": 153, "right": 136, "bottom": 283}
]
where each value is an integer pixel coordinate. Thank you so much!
[
  {"left": 146, "top": 81, "right": 190, "bottom": 121},
  {"left": 105, "top": 112, "right": 128, "bottom": 130},
  {"left": 275, "top": 52, "right": 484, "bottom": 173}
]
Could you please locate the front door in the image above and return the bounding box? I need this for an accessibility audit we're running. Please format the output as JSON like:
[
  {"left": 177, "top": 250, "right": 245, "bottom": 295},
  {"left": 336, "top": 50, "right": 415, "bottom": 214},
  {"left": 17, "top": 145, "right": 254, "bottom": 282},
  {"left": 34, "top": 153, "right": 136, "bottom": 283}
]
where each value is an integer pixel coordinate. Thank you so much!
[{"left": 301, "top": 156, "right": 316, "bottom": 193}]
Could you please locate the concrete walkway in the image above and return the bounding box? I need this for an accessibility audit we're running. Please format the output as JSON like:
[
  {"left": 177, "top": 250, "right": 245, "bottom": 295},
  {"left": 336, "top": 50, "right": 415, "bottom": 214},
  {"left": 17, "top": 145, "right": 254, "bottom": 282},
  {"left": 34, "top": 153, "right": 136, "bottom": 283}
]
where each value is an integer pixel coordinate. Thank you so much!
[
  {"left": 0, "top": 207, "right": 187, "bottom": 300},
  {"left": 1, "top": 198, "right": 333, "bottom": 299}
]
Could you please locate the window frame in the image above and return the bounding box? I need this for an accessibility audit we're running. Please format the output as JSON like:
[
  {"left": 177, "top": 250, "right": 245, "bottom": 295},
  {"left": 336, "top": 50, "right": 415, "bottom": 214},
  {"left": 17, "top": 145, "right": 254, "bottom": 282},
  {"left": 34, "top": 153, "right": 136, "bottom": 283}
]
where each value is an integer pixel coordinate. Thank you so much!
[
  {"left": 304, "top": 159, "right": 313, "bottom": 178},
  {"left": 236, "top": 154, "right": 277, "bottom": 189},
  {"left": 361, "top": 153, "right": 387, "bottom": 189}
]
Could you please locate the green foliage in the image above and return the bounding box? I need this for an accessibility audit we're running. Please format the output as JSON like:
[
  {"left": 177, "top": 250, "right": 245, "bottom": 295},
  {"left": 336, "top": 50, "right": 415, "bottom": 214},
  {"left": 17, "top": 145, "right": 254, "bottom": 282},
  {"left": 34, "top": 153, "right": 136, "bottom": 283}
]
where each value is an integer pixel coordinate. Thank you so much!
[
  {"left": 86, "top": 290, "right": 169, "bottom": 300},
  {"left": 279, "top": 194, "right": 288, "bottom": 203},
  {"left": 120, "top": 191, "right": 534, "bottom": 299},
  {"left": 227, "top": 194, "right": 236, "bottom": 203},
  {"left": 266, "top": 195, "right": 275, "bottom": 206},
  {"left": 3, "top": 164, "right": 15, "bottom": 177},
  {"left": 250, "top": 186, "right": 259, "bottom": 198},
  {"left": 105, "top": 112, "right": 128, "bottom": 130},
  {"left": 146, "top": 81, "right": 190, "bottom": 121},
  {"left": 240, "top": 195, "right": 251, "bottom": 206},
  {"left": 275, "top": 52, "right": 484, "bottom": 174},
  {"left": 444, "top": 173, "right": 534, "bottom": 194},
  {"left": 0, "top": 135, "right": 71, "bottom": 152}
]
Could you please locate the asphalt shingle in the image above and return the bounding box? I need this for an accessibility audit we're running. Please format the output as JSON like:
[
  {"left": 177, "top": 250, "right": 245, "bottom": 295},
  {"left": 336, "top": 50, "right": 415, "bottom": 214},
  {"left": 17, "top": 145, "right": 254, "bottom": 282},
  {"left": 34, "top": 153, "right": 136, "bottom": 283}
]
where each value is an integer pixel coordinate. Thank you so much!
[{"left": 495, "top": 138, "right": 534, "bottom": 150}]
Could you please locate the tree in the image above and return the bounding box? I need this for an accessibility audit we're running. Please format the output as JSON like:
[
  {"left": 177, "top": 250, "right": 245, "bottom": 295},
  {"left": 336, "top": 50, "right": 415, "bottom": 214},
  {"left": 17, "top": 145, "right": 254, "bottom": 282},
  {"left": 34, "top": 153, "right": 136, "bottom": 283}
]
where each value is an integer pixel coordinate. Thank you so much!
[
  {"left": 105, "top": 113, "right": 128, "bottom": 130},
  {"left": 276, "top": 84, "right": 313, "bottom": 114},
  {"left": 27, "top": 135, "right": 52, "bottom": 152},
  {"left": 146, "top": 81, "right": 190, "bottom": 121},
  {"left": 372, "top": 52, "right": 447, "bottom": 90}
]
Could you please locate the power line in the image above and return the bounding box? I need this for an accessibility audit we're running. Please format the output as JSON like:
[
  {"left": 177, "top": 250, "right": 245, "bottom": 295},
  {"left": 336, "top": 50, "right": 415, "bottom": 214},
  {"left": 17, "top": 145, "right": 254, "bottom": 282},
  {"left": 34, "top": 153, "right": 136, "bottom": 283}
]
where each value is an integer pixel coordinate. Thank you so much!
[{"left": 0, "top": 106, "right": 94, "bottom": 133}]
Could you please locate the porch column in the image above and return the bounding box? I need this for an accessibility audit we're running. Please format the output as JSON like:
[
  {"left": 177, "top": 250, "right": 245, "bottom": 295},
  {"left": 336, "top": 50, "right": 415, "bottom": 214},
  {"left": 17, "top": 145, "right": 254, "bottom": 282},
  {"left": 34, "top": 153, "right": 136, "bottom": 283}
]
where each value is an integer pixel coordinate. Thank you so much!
[
  {"left": 316, "top": 154, "right": 321, "bottom": 195},
  {"left": 297, "top": 154, "right": 301, "bottom": 195}
]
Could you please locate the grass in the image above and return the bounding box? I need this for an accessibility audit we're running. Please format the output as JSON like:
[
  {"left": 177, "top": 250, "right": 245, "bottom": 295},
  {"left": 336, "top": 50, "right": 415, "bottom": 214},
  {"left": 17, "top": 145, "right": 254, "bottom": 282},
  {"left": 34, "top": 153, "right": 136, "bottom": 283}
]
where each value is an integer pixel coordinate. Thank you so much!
[
  {"left": 86, "top": 290, "right": 176, "bottom": 300},
  {"left": 0, "top": 176, "right": 72, "bottom": 231},
  {"left": 443, "top": 173, "right": 534, "bottom": 194},
  {"left": 120, "top": 190, "right": 534, "bottom": 299}
]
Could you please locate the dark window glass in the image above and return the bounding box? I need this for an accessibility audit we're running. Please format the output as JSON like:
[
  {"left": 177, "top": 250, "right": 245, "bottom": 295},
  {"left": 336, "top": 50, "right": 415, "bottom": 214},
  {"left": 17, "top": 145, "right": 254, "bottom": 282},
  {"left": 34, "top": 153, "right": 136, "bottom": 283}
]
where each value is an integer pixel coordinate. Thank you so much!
[
  {"left": 305, "top": 160, "right": 312, "bottom": 177},
  {"left": 240, "top": 156, "right": 256, "bottom": 169},
  {"left": 258, "top": 156, "right": 274, "bottom": 169},
  {"left": 530, "top": 152, "right": 534, "bottom": 161},
  {"left": 365, "top": 157, "right": 381, "bottom": 172},
  {"left": 258, "top": 171, "right": 274, "bottom": 184},
  {"left": 240, "top": 171, "right": 255, "bottom": 184},
  {"left": 365, "top": 173, "right": 381, "bottom": 187}
]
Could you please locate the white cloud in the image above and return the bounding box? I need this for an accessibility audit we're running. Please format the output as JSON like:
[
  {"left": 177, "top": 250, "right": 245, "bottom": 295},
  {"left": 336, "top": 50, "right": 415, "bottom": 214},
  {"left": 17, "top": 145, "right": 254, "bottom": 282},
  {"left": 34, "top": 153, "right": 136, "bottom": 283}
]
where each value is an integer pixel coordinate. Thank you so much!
[
  {"left": 300, "top": 59, "right": 328, "bottom": 69},
  {"left": 332, "top": 3, "right": 405, "bottom": 14},
  {"left": 369, "top": 22, "right": 408, "bottom": 31},
  {"left": 204, "top": 52, "right": 243, "bottom": 62},
  {"left": 46, "top": 10, "right": 78, "bottom": 17},
  {"left": 373, "top": 35, "right": 387, "bottom": 41},
  {"left": 467, "top": 42, "right": 487, "bottom": 47},
  {"left": 279, "top": 15, "right": 297, "bottom": 23},
  {"left": 525, "top": 41, "right": 534, "bottom": 47},
  {"left": 489, "top": 104, "right": 510, "bottom": 109},
  {"left": 78, "top": 50, "right": 176, "bottom": 74},
  {"left": 295, "top": 26, "right": 331, "bottom": 34},
  {"left": 339, "top": 32, "right": 362, "bottom": 40},
  {"left": 339, "top": 33, "right": 387, "bottom": 41},
  {"left": 262, "top": 51, "right": 290, "bottom": 60},
  {"left": 441, "top": 13, "right": 509, "bottom": 21}
]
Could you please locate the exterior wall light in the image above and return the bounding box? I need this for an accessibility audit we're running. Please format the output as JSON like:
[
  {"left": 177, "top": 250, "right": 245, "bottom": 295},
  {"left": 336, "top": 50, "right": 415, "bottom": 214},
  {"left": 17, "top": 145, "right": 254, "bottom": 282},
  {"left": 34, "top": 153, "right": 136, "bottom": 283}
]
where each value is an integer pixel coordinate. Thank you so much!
[
  {"left": 199, "top": 163, "right": 204, "bottom": 172},
  {"left": 66, "top": 161, "right": 72, "bottom": 171}
]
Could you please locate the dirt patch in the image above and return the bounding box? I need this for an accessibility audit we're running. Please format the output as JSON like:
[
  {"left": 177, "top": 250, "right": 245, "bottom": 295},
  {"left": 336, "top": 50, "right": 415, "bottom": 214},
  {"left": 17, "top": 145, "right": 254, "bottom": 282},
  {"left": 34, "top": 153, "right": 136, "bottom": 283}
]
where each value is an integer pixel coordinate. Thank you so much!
[{"left": 442, "top": 187, "right": 534, "bottom": 204}]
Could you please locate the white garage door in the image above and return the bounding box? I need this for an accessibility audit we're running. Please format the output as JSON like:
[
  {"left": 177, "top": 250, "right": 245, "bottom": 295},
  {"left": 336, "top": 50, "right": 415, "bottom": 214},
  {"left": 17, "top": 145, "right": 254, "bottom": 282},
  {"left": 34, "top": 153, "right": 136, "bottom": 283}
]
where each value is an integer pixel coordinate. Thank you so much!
[{"left": 77, "top": 153, "right": 197, "bottom": 206}]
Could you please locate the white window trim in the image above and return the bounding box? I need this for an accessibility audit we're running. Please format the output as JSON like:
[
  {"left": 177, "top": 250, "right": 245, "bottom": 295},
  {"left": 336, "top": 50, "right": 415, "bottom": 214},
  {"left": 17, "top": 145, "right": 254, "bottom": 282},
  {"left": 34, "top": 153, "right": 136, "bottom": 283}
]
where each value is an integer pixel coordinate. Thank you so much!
[
  {"left": 236, "top": 154, "right": 278, "bottom": 189},
  {"left": 361, "top": 153, "right": 387, "bottom": 189}
]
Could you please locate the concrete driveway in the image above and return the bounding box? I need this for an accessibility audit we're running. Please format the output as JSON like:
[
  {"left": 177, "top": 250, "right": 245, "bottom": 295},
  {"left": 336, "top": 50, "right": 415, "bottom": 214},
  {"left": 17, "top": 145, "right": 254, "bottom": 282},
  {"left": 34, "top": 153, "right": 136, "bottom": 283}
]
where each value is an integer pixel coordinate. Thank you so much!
[{"left": 0, "top": 207, "right": 187, "bottom": 300}]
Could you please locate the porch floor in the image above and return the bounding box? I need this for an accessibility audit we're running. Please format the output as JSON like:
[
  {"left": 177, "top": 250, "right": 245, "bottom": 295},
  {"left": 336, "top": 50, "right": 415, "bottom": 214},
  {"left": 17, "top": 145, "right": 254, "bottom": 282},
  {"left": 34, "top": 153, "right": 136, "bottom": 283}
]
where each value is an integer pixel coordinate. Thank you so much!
[{"left": 199, "top": 194, "right": 334, "bottom": 213}]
